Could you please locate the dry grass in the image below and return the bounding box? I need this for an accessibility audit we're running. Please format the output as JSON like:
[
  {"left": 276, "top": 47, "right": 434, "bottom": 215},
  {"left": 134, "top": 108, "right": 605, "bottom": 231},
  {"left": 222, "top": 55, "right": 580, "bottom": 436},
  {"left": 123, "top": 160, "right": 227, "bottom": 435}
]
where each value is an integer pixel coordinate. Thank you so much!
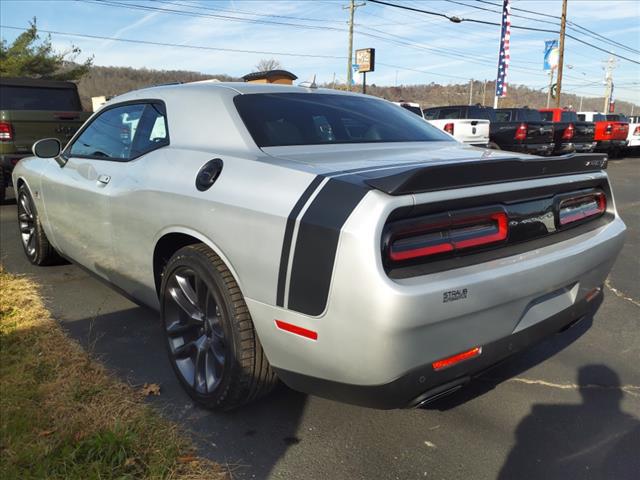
[{"left": 0, "top": 267, "right": 225, "bottom": 479}]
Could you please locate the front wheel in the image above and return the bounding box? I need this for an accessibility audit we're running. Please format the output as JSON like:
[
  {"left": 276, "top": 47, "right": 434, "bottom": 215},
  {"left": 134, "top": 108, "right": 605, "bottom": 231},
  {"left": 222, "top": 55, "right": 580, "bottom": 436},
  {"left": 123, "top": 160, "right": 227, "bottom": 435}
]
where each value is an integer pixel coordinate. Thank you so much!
[
  {"left": 16, "top": 184, "right": 60, "bottom": 265},
  {"left": 160, "top": 244, "right": 277, "bottom": 410}
]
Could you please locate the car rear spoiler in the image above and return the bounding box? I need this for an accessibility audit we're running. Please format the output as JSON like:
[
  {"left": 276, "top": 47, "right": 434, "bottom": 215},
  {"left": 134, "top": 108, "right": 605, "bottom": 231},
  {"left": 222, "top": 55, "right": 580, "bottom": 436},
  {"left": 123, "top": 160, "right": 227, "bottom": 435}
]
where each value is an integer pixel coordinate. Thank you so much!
[{"left": 361, "top": 153, "right": 608, "bottom": 196}]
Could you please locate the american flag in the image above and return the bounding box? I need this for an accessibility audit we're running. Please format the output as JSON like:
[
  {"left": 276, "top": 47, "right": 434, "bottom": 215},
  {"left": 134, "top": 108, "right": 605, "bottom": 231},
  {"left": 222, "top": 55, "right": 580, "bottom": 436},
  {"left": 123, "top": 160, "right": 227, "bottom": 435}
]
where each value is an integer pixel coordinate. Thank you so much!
[{"left": 495, "top": 0, "right": 511, "bottom": 97}]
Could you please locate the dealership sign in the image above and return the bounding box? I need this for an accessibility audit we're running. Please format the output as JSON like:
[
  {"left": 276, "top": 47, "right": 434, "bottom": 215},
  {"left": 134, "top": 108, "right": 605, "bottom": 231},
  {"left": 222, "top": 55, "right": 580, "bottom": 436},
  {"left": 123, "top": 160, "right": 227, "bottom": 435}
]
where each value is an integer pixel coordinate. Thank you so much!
[{"left": 356, "top": 48, "right": 375, "bottom": 73}]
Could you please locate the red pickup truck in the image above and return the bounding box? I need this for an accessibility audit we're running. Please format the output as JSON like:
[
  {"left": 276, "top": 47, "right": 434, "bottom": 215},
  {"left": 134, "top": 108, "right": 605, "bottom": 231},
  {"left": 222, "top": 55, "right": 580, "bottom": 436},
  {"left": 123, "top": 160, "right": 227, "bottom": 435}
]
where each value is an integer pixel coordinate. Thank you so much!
[
  {"left": 577, "top": 111, "right": 628, "bottom": 157},
  {"left": 539, "top": 108, "right": 596, "bottom": 154}
]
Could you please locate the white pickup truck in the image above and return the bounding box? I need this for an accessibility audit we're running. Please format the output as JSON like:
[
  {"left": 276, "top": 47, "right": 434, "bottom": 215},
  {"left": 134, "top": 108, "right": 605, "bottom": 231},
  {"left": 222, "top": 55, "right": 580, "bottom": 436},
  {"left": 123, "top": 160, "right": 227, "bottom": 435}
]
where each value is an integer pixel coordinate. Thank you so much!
[
  {"left": 625, "top": 115, "right": 640, "bottom": 151},
  {"left": 422, "top": 105, "right": 492, "bottom": 147}
]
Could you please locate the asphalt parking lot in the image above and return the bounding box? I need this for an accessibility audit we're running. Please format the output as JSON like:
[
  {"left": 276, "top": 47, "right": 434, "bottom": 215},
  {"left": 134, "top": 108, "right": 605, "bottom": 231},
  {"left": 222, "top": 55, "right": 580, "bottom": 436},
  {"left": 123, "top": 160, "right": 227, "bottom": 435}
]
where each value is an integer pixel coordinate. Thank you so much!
[{"left": 1, "top": 158, "right": 639, "bottom": 480}]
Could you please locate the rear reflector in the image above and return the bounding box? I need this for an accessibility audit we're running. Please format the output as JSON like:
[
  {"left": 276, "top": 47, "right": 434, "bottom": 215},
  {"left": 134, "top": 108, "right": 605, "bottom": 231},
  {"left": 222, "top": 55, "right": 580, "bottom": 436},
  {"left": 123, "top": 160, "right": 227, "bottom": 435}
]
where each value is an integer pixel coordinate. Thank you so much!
[
  {"left": 585, "top": 287, "right": 602, "bottom": 302},
  {"left": 432, "top": 347, "right": 482, "bottom": 371},
  {"left": 388, "top": 209, "right": 508, "bottom": 262},
  {"left": 559, "top": 192, "right": 606, "bottom": 226},
  {"left": 275, "top": 320, "right": 318, "bottom": 340}
]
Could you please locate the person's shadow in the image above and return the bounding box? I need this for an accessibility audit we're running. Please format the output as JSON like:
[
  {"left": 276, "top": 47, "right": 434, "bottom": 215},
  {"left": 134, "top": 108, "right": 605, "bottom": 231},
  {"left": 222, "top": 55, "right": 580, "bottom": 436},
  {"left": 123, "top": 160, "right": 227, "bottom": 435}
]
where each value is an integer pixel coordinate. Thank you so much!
[{"left": 498, "top": 364, "right": 640, "bottom": 480}]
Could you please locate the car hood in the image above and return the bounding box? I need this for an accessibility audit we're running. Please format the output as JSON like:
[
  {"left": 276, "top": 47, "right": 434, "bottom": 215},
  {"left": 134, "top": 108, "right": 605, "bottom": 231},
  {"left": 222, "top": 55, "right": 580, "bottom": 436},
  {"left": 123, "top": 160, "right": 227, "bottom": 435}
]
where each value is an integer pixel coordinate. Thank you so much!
[{"left": 261, "top": 141, "right": 530, "bottom": 176}]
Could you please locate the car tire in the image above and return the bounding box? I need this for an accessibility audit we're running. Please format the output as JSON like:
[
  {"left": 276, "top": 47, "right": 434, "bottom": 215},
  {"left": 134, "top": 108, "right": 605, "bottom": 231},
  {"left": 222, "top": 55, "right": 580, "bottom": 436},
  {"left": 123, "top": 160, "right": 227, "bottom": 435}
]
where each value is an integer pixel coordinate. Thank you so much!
[
  {"left": 160, "top": 244, "right": 277, "bottom": 410},
  {"left": 17, "top": 184, "right": 60, "bottom": 265}
]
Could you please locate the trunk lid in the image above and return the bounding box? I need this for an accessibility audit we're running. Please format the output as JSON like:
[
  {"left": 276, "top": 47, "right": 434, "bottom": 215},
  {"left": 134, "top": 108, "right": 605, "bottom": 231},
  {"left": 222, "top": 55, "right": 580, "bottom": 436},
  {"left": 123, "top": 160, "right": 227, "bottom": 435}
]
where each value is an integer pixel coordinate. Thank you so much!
[{"left": 525, "top": 122, "right": 554, "bottom": 143}]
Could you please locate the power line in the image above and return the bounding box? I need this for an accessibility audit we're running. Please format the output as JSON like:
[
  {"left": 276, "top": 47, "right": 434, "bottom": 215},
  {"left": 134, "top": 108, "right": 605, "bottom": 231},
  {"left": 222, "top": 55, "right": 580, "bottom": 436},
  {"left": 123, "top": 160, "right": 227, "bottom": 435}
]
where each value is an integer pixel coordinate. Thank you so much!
[
  {"left": 474, "top": 0, "right": 639, "bottom": 55},
  {"left": 370, "top": 0, "right": 640, "bottom": 65},
  {"left": 0, "top": 24, "right": 346, "bottom": 60}
]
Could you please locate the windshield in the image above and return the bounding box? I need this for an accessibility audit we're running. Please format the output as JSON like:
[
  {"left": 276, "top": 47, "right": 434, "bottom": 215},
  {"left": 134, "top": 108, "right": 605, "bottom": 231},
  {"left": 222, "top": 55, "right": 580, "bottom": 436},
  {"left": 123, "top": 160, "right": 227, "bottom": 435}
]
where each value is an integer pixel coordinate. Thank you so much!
[
  {"left": 0, "top": 85, "right": 81, "bottom": 111},
  {"left": 234, "top": 93, "right": 451, "bottom": 147}
]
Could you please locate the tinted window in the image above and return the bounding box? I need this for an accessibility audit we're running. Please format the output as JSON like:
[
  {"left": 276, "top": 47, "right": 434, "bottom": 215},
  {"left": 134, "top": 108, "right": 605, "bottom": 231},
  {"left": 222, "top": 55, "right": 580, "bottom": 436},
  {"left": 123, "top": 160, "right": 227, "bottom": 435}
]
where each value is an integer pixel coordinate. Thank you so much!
[
  {"left": 540, "top": 111, "right": 553, "bottom": 121},
  {"left": 577, "top": 114, "right": 586, "bottom": 121},
  {"left": 561, "top": 111, "right": 578, "bottom": 122},
  {"left": 0, "top": 85, "right": 81, "bottom": 111},
  {"left": 521, "top": 110, "right": 543, "bottom": 122},
  {"left": 606, "top": 114, "right": 628, "bottom": 122},
  {"left": 593, "top": 114, "right": 606, "bottom": 121},
  {"left": 69, "top": 102, "right": 168, "bottom": 160},
  {"left": 467, "top": 106, "right": 496, "bottom": 121},
  {"left": 423, "top": 109, "right": 438, "bottom": 120},
  {"left": 234, "top": 93, "right": 451, "bottom": 147},
  {"left": 437, "top": 107, "right": 463, "bottom": 119},
  {"left": 400, "top": 104, "right": 423, "bottom": 117},
  {"left": 495, "top": 110, "right": 512, "bottom": 122}
]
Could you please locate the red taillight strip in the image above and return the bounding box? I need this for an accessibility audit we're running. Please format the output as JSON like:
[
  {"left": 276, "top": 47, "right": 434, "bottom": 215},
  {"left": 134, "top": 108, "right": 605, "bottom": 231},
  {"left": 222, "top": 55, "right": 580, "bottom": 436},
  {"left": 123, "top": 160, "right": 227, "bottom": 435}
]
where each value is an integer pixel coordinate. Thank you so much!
[
  {"left": 432, "top": 347, "right": 482, "bottom": 371},
  {"left": 275, "top": 320, "right": 318, "bottom": 340},
  {"left": 389, "top": 211, "right": 508, "bottom": 261},
  {"left": 452, "top": 212, "right": 508, "bottom": 249},
  {"left": 559, "top": 193, "right": 606, "bottom": 226}
]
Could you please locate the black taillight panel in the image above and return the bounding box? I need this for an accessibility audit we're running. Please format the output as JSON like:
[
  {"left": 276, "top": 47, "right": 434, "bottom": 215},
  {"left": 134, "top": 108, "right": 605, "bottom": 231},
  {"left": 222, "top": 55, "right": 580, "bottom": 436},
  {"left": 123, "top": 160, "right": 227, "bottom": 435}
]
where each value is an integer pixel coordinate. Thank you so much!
[{"left": 383, "top": 184, "right": 612, "bottom": 277}]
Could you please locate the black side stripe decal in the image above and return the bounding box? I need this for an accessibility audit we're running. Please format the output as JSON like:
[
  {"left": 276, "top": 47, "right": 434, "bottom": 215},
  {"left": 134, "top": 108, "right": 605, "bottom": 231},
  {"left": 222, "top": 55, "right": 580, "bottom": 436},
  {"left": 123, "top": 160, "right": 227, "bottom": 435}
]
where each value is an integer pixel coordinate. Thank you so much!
[
  {"left": 276, "top": 176, "right": 324, "bottom": 307},
  {"left": 287, "top": 179, "right": 370, "bottom": 316}
]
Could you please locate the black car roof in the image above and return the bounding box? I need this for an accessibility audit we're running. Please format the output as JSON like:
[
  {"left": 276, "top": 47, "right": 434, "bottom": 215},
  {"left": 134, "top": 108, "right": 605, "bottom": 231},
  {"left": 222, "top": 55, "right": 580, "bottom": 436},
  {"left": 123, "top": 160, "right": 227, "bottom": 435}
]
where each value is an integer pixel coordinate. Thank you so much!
[{"left": 0, "top": 77, "right": 78, "bottom": 89}]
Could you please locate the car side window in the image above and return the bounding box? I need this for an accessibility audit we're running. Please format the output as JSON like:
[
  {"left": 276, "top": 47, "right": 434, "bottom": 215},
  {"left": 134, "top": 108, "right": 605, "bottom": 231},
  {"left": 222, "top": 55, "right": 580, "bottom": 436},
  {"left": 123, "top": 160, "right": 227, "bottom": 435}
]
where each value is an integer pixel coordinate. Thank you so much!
[
  {"left": 68, "top": 102, "right": 168, "bottom": 161},
  {"left": 495, "top": 111, "right": 511, "bottom": 122}
]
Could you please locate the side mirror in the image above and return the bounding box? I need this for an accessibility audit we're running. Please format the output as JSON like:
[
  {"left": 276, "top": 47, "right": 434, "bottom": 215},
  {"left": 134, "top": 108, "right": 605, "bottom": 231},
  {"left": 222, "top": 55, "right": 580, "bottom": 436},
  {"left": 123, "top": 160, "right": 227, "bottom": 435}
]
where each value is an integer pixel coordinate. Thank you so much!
[
  {"left": 33, "top": 138, "right": 61, "bottom": 158},
  {"left": 32, "top": 138, "right": 67, "bottom": 167}
]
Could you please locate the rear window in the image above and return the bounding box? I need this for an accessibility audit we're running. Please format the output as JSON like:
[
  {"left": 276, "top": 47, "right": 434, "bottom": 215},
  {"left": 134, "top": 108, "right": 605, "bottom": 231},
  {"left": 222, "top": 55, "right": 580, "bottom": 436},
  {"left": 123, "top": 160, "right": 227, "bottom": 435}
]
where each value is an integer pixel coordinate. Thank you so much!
[
  {"left": 540, "top": 111, "right": 553, "bottom": 121},
  {"left": 561, "top": 111, "right": 578, "bottom": 122},
  {"left": 495, "top": 110, "right": 512, "bottom": 122},
  {"left": 467, "top": 106, "right": 496, "bottom": 121},
  {"left": 398, "top": 104, "right": 423, "bottom": 117},
  {"left": 606, "top": 114, "right": 628, "bottom": 122},
  {"left": 593, "top": 114, "right": 606, "bottom": 122},
  {"left": 521, "top": 109, "right": 543, "bottom": 122},
  {"left": 0, "top": 85, "right": 81, "bottom": 111},
  {"left": 437, "top": 107, "right": 463, "bottom": 120},
  {"left": 234, "top": 93, "right": 451, "bottom": 147}
]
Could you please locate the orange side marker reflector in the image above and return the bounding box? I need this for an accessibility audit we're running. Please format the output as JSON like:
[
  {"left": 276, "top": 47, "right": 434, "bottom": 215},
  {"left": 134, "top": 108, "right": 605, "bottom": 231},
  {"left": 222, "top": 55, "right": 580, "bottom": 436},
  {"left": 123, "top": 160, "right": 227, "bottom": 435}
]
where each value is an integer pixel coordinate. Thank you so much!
[
  {"left": 585, "top": 287, "right": 602, "bottom": 302},
  {"left": 432, "top": 347, "right": 482, "bottom": 371},
  {"left": 275, "top": 320, "right": 318, "bottom": 340}
]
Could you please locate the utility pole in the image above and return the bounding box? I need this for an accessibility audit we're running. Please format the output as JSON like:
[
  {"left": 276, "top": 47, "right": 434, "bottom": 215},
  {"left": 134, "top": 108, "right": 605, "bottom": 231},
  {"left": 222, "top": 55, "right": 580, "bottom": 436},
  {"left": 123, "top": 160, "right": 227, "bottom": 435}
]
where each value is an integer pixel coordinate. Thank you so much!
[
  {"left": 482, "top": 80, "right": 487, "bottom": 106},
  {"left": 546, "top": 69, "right": 554, "bottom": 108},
  {"left": 344, "top": 0, "right": 365, "bottom": 90},
  {"left": 555, "top": 0, "right": 568, "bottom": 107},
  {"left": 469, "top": 79, "right": 474, "bottom": 105},
  {"left": 579, "top": 95, "right": 584, "bottom": 111},
  {"left": 603, "top": 56, "right": 616, "bottom": 113}
]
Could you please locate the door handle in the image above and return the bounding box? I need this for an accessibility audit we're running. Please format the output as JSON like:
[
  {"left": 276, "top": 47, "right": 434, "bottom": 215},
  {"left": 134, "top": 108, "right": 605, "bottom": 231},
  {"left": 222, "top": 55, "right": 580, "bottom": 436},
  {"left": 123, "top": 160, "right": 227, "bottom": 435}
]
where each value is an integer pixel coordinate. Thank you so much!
[{"left": 97, "top": 174, "right": 111, "bottom": 185}]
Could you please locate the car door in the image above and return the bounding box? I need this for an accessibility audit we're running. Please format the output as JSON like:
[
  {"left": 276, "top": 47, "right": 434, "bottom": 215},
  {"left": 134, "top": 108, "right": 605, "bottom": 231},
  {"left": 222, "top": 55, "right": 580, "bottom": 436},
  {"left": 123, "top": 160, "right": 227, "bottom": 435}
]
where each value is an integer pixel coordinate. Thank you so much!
[{"left": 41, "top": 101, "right": 167, "bottom": 281}]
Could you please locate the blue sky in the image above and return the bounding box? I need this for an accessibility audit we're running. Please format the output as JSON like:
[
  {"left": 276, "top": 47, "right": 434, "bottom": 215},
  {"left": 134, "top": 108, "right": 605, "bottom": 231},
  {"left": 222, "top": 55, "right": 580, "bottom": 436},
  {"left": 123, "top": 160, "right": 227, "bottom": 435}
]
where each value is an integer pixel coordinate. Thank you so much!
[{"left": 1, "top": 0, "right": 638, "bottom": 104}]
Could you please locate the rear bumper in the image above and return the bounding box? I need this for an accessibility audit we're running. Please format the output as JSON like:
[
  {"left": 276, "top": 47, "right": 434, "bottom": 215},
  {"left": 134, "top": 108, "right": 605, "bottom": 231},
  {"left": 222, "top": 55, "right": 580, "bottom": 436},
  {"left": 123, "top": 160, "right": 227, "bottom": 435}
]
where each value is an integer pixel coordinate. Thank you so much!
[
  {"left": 274, "top": 292, "right": 600, "bottom": 409},
  {"left": 574, "top": 141, "right": 597, "bottom": 153},
  {"left": 595, "top": 140, "right": 628, "bottom": 151},
  {"left": 503, "top": 143, "right": 555, "bottom": 155},
  {"left": 1, "top": 153, "right": 30, "bottom": 172}
]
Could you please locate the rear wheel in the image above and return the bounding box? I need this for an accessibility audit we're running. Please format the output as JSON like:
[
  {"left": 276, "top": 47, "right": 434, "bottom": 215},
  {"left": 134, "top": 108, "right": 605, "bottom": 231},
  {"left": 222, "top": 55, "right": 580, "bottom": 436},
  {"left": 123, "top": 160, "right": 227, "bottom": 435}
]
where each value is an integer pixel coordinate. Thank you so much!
[
  {"left": 160, "top": 244, "right": 277, "bottom": 410},
  {"left": 17, "top": 184, "right": 60, "bottom": 265}
]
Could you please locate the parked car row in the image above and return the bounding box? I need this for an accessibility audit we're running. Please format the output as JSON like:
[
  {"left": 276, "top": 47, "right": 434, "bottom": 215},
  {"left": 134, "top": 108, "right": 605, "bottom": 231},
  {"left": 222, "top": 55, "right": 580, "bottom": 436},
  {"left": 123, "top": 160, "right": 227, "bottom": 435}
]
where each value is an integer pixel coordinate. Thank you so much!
[{"left": 397, "top": 101, "right": 633, "bottom": 158}]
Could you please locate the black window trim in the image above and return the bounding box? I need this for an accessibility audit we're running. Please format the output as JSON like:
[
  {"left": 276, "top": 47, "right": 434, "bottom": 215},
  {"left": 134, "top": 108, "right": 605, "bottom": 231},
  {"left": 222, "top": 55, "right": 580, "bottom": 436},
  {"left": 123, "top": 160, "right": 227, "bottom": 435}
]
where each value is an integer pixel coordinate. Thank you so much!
[{"left": 63, "top": 98, "right": 170, "bottom": 162}]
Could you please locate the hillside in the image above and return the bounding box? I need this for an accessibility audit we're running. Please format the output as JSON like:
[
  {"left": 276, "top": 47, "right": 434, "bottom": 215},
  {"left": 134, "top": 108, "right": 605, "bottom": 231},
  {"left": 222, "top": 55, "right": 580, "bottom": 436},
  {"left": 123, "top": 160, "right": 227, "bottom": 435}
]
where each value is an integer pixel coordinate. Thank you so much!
[{"left": 76, "top": 65, "right": 637, "bottom": 115}]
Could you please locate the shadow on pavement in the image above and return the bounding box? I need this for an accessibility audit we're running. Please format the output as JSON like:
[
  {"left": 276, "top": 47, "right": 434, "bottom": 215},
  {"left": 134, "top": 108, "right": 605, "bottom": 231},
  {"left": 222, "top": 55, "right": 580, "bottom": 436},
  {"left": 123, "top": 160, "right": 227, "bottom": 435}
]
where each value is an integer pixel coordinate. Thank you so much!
[
  {"left": 62, "top": 306, "right": 307, "bottom": 479},
  {"left": 498, "top": 364, "right": 640, "bottom": 480}
]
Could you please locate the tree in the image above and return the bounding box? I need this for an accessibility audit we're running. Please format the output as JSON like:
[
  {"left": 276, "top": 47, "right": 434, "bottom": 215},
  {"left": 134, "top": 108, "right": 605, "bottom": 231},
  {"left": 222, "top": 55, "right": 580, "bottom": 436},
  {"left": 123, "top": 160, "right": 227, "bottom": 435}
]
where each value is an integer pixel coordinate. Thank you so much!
[
  {"left": 254, "top": 58, "right": 282, "bottom": 72},
  {"left": 0, "top": 18, "right": 93, "bottom": 80}
]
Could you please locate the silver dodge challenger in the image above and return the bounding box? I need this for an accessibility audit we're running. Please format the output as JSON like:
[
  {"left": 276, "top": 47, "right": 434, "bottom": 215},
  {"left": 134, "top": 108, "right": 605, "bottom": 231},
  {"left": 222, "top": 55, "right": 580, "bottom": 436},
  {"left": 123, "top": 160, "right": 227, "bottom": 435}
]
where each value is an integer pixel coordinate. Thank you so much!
[{"left": 13, "top": 82, "right": 626, "bottom": 410}]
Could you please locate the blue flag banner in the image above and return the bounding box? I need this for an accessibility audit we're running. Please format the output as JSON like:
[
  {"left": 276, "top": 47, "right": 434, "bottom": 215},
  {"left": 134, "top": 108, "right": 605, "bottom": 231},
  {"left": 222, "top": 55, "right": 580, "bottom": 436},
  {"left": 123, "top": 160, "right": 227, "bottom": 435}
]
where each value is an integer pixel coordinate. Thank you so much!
[{"left": 544, "top": 40, "right": 559, "bottom": 71}]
